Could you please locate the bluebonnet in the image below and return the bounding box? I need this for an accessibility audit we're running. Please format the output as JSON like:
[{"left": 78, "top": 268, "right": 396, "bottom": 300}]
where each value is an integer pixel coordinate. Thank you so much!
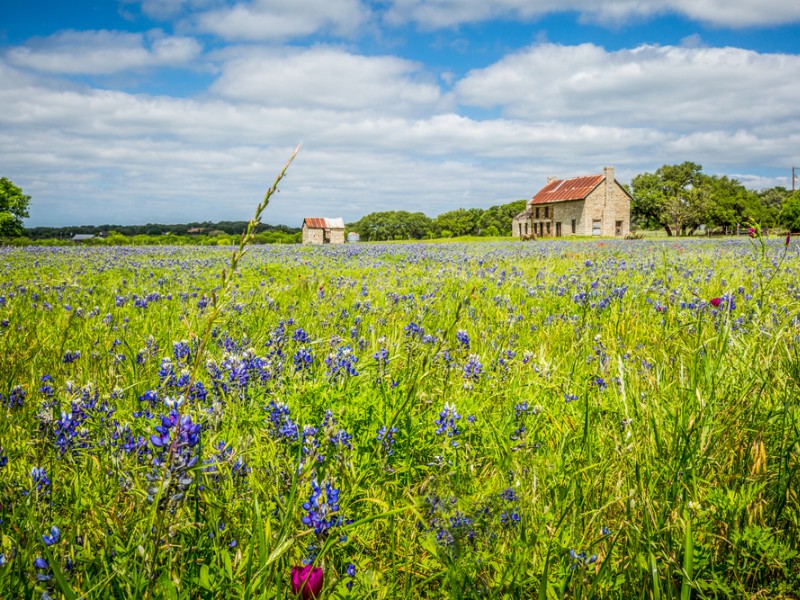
[
  {"left": 463, "top": 355, "right": 483, "bottom": 383},
  {"left": 62, "top": 350, "right": 81, "bottom": 364},
  {"left": 0, "top": 446, "right": 7, "bottom": 469},
  {"left": 301, "top": 480, "right": 343, "bottom": 538},
  {"left": 324, "top": 345, "right": 359, "bottom": 381},
  {"left": 147, "top": 411, "right": 203, "bottom": 510},
  {"left": 34, "top": 557, "right": 52, "bottom": 581},
  {"left": 435, "top": 402, "right": 463, "bottom": 447},
  {"left": 455, "top": 329, "right": 470, "bottom": 350},
  {"left": 4, "top": 385, "right": 26, "bottom": 409},
  {"left": 292, "top": 328, "right": 311, "bottom": 343},
  {"left": 569, "top": 549, "right": 598, "bottom": 570},
  {"left": 39, "top": 375, "right": 55, "bottom": 398},
  {"left": 42, "top": 525, "right": 61, "bottom": 546},
  {"left": 293, "top": 347, "right": 314, "bottom": 371},
  {"left": 376, "top": 425, "right": 398, "bottom": 455},
  {"left": 31, "top": 466, "right": 51, "bottom": 493},
  {"left": 403, "top": 321, "right": 424, "bottom": 338},
  {"left": 265, "top": 401, "right": 299, "bottom": 441}
]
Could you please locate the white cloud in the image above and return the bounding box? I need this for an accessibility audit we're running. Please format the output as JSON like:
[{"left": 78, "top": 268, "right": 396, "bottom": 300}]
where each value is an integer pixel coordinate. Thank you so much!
[
  {"left": 1, "top": 33, "right": 798, "bottom": 229},
  {"left": 383, "top": 0, "right": 800, "bottom": 28},
  {"left": 5, "top": 30, "right": 202, "bottom": 75},
  {"left": 210, "top": 46, "right": 443, "bottom": 113},
  {"left": 192, "top": 0, "right": 369, "bottom": 41},
  {"left": 455, "top": 43, "right": 800, "bottom": 131}
]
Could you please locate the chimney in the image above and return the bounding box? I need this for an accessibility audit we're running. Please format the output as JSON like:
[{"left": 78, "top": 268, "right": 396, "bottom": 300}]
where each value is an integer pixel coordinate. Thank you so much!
[
  {"left": 603, "top": 166, "right": 614, "bottom": 211},
  {"left": 547, "top": 176, "right": 557, "bottom": 184}
]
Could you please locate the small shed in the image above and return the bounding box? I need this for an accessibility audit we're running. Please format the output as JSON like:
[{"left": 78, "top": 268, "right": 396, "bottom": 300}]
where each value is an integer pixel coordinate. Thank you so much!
[
  {"left": 302, "top": 217, "right": 345, "bottom": 244},
  {"left": 346, "top": 232, "right": 360, "bottom": 243}
]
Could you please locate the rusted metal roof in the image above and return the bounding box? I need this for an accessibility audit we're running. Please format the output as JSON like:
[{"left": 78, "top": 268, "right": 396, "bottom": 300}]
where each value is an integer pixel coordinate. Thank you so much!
[
  {"left": 530, "top": 174, "right": 604, "bottom": 205},
  {"left": 303, "top": 217, "right": 345, "bottom": 229}
]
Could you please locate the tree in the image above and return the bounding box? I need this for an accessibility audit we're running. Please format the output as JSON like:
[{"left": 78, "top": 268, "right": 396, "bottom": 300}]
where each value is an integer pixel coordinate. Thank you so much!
[
  {"left": 705, "top": 175, "right": 763, "bottom": 233},
  {"left": 758, "top": 187, "right": 790, "bottom": 227},
  {"left": 631, "top": 162, "right": 709, "bottom": 236},
  {"left": 780, "top": 191, "right": 800, "bottom": 232},
  {"left": 0, "top": 177, "right": 31, "bottom": 237}
]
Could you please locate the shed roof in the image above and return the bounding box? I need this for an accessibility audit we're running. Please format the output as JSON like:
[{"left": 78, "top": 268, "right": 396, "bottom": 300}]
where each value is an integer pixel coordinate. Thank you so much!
[
  {"left": 530, "top": 174, "right": 604, "bottom": 205},
  {"left": 303, "top": 217, "right": 345, "bottom": 229}
]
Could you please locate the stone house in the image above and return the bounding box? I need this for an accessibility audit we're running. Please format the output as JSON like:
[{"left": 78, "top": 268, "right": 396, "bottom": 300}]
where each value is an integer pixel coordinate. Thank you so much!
[
  {"left": 302, "top": 217, "right": 345, "bottom": 244},
  {"left": 512, "top": 167, "right": 631, "bottom": 238}
]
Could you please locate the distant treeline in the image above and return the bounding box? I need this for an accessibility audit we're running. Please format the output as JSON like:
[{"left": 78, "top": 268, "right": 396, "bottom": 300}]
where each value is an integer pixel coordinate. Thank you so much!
[
  {"left": 24, "top": 220, "right": 300, "bottom": 240},
  {"left": 347, "top": 200, "right": 527, "bottom": 241}
]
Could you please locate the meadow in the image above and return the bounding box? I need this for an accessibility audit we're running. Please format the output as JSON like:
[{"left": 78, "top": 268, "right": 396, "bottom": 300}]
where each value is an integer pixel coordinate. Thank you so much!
[{"left": 0, "top": 235, "right": 798, "bottom": 599}]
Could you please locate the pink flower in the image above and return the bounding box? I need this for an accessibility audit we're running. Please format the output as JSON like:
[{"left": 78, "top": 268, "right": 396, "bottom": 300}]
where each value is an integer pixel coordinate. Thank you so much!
[
  {"left": 748, "top": 227, "right": 757, "bottom": 238},
  {"left": 709, "top": 297, "right": 722, "bottom": 308},
  {"left": 291, "top": 565, "right": 324, "bottom": 599}
]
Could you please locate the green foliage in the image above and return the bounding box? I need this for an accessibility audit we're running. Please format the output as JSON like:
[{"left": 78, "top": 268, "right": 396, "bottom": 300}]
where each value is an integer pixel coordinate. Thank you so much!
[
  {"left": 780, "top": 191, "right": 800, "bottom": 231},
  {"left": 632, "top": 163, "right": 790, "bottom": 236},
  {"left": 1, "top": 235, "right": 799, "bottom": 598},
  {"left": 0, "top": 177, "right": 31, "bottom": 237},
  {"left": 349, "top": 210, "right": 433, "bottom": 241},
  {"left": 349, "top": 200, "right": 526, "bottom": 241},
  {"left": 631, "top": 161, "right": 708, "bottom": 236}
]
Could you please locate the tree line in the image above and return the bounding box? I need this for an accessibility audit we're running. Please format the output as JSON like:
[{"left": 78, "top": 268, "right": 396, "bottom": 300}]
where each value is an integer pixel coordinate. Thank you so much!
[
  {"left": 24, "top": 220, "right": 300, "bottom": 240},
  {"left": 347, "top": 200, "right": 527, "bottom": 241},
  {"left": 631, "top": 161, "right": 799, "bottom": 236}
]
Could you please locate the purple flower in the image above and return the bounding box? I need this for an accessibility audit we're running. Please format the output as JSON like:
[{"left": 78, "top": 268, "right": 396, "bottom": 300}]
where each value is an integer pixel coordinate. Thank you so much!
[{"left": 291, "top": 565, "right": 323, "bottom": 599}]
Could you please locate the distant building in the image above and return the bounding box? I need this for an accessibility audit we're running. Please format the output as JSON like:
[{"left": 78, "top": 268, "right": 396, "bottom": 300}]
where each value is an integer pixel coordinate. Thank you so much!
[
  {"left": 302, "top": 218, "right": 345, "bottom": 244},
  {"left": 346, "top": 232, "right": 360, "bottom": 243},
  {"left": 513, "top": 167, "right": 631, "bottom": 238},
  {"left": 187, "top": 227, "right": 206, "bottom": 235},
  {"left": 71, "top": 234, "right": 95, "bottom": 242}
]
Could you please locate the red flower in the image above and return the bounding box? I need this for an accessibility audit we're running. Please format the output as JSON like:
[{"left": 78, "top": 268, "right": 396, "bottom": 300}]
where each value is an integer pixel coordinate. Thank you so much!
[
  {"left": 710, "top": 297, "right": 722, "bottom": 308},
  {"left": 291, "top": 565, "right": 324, "bottom": 599}
]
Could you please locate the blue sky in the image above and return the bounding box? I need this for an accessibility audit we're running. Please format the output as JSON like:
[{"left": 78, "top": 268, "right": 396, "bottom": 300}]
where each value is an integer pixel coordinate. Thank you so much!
[{"left": 2, "top": 1, "right": 799, "bottom": 228}]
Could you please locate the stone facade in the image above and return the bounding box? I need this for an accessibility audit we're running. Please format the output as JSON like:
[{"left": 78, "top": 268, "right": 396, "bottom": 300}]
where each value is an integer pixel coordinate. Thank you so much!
[
  {"left": 512, "top": 167, "right": 631, "bottom": 238},
  {"left": 302, "top": 217, "right": 346, "bottom": 244}
]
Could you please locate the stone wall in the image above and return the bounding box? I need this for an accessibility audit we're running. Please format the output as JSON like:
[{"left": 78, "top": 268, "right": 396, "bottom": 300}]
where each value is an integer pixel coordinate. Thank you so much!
[
  {"left": 514, "top": 166, "right": 631, "bottom": 238},
  {"left": 302, "top": 225, "right": 345, "bottom": 244}
]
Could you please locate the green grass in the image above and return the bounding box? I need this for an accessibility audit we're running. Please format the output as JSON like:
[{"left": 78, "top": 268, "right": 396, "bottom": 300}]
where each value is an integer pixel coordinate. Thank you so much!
[{"left": 0, "top": 233, "right": 799, "bottom": 599}]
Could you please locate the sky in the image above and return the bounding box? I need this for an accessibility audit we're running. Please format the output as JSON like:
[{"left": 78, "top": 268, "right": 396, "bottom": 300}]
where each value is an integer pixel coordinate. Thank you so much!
[{"left": 2, "top": 1, "right": 799, "bottom": 228}]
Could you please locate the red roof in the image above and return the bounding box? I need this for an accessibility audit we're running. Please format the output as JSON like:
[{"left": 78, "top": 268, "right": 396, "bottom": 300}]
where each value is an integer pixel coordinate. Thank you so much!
[
  {"left": 530, "top": 174, "right": 604, "bottom": 205},
  {"left": 303, "top": 217, "right": 344, "bottom": 229}
]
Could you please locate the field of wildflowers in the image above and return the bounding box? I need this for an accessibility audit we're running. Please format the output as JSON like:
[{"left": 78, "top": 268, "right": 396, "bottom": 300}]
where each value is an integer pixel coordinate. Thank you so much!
[{"left": 1, "top": 232, "right": 799, "bottom": 598}]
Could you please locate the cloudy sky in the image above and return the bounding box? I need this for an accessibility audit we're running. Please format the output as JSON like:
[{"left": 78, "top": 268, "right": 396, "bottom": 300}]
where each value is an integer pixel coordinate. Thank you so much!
[{"left": 2, "top": 1, "right": 799, "bottom": 228}]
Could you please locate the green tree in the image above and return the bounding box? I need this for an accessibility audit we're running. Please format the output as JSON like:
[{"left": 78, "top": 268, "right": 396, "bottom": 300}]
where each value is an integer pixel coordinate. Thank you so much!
[
  {"left": 631, "top": 162, "right": 709, "bottom": 236},
  {"left": 477, "top": 200, "right": 527, "bottom": 236},
  {"left": 0, "top": 177, "right": 31, "bottom": 237},
  {"left": 433, "top": 208, "right": 480, "bottom": 237},
  {"left": 758, "top": 187, "right": 790, "bottom": 227},
  {"left": 780, "top": 191, "right": 800, "bottom": 232},
  {"left": 705, "top": 175, "right": 763, "bottom": 233}
]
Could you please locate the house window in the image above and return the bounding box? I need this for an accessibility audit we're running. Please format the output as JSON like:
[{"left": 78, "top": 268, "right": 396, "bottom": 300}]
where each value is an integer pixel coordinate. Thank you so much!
[
  {"left": 544, "top": 207, "right": 549, "bottom": 218},
  {"left": 546, "top": 222, "right": 551, "bottom": 235},
  {"left": 592, "top": 219, "right": 601, "bottom": 236},
  {"left": 615, "top": 220, "right": 623, "bottom": 236},
  {"left": 555, "top": 222, "right": 562, "bottom": 237},
  {"left": 535, "top": 207, "right": 540, "bottom": 219},
  {"left": 524, "top": 222, "right": 529, "bottom": 235},
  {"left": 518, "top": 223, "right": 522, "bottom": 236},
  {"left": 571, "top": 219, "right": 576, "bottom": 234}
]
